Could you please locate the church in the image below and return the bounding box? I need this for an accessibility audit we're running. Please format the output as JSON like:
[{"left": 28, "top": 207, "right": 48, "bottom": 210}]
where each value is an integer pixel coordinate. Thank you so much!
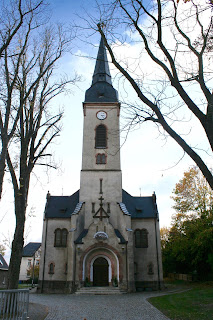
[{"left": 38, "top": 38, "right": 163, "bottom": 294}]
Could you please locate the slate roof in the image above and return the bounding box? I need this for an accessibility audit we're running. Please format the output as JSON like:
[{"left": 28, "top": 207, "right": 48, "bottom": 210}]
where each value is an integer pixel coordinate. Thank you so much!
[
  {"left": 45, "top": 190, "right": 79, "bottom": 218},
  {"left": 0, "top": 254, "right": 8, "bottom": 270},
  {"left": 74, "top": 229, "right": 89, "bottom": 244},
  {"left": 84, "top": 37, "right": 119, "bottom": 103},
  {"left": 44, "top": 189, "right": 157, "bottom": 219},
  {"left": 22, "top": 242, "right": 41, "bottom": 257},
  {"left": 74, "top": 228, "right": 127, "bottom": 244},
  {"left": 114, "top": 229, "right": 127, "bottom": 244},
  {"left": 122, "top": 189, "right": 158, "bottom": 219}
]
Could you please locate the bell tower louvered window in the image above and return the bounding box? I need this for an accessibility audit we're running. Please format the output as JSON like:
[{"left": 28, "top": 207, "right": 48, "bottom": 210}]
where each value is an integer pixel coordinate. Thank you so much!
[{"left": 95, "top": 124, "right": 107, "bottom": 148}]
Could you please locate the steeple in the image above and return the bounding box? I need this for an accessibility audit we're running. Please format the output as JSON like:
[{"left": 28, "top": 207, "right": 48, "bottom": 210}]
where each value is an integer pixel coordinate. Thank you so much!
[
  {"left": 92, "top": 37, "right": 112, "bottom": 85},
  {"left": 84, "top": 37, "right": 118, "bottom": 103}
]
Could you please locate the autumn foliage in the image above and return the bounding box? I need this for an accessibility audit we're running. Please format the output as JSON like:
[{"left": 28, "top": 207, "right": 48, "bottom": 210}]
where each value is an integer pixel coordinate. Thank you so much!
[{"left": 161, "top": 167, "right": 213, "bottom": 279}]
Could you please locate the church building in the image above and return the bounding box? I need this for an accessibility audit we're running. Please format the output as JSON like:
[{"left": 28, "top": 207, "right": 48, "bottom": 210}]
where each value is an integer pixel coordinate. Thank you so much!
[{"left": 38, "top": 38, "right": 163, "bottom": 294}]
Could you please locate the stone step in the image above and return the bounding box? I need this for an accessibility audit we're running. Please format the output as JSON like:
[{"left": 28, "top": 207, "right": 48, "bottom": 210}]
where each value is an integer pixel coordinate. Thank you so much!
[{"left": 75, "top": 286, "right": 126, "bottom": 295}]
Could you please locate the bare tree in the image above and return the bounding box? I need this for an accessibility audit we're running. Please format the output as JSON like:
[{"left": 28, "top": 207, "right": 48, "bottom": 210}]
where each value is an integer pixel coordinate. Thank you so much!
[
  {"left": 89, "top": 0, "right": 213, "bottom": 189},
  {"left": 0, "top": 0, "right": 46, "bottom": 199},
  {"left": 2, "top": 22, "right": 78, "bottom": 288}
]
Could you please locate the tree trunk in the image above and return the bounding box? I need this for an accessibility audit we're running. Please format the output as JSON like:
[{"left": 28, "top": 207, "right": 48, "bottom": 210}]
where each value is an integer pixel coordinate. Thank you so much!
[
  {"left": 7, "top": 194, "right": 26, "bottom": 289},
  {"left": 0, "top": 138, "right": 8, "bottom": 200}
]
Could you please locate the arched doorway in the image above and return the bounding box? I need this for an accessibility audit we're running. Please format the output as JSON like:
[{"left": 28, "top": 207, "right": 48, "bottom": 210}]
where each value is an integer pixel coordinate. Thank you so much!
[{"left": 93, "top": 257, "right": 109, "bottom": 286}]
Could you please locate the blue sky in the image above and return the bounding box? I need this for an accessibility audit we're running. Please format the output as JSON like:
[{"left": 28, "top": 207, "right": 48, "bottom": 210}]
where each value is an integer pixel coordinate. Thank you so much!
[{"left": 1, "top": 0, "right": 211, "bottom": 262}]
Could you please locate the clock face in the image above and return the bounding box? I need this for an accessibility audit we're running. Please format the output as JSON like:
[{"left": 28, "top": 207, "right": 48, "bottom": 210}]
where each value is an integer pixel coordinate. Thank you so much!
[{"left": 97, "top": 111, "right": 107, "bottom": 120}]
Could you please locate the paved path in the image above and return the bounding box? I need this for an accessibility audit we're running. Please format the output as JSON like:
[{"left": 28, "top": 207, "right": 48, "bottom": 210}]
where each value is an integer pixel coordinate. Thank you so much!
[{"left": 29, "top": 292, "right": 171, "bottom": 320}]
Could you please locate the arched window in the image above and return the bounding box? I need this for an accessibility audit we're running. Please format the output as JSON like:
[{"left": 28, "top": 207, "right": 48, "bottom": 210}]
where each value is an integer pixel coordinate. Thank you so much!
[
  {"left": 54, "top": 229, "right": 61, "bottom": 247},
  {"left": 49, "top": 262, "right": 55, "bottom": 274},
  {"left": 96, "top": 153, "right": 106, "bottom": 164},
  {"left": 134, "top": 229, "right": 148, "bottom": 248},
  {"left": 54, "top": 228, "right": 68, "bottom": 247},
  {"left": 95, "top": 125, "right": 107, "bottom": 148},
  {"left": 61, "top": 229, "right": 68, "bottom": 247}
]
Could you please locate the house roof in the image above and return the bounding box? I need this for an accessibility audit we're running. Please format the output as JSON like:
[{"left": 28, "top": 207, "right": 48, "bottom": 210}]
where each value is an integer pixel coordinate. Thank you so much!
[
  {"left": 45, "top": 190, "right": 79, "bottom": 218},
  {"left": 122, "top": 190, "right": 158, "bottom": 219},
  {"left": 0, "top": 254, "right": 8, "bottom": 270},
  {"left": 22, "top": 242, "right": 41, "bottom": 257},
  {"left": 84, "top": 37, "right": 118, "bottom": 103}
]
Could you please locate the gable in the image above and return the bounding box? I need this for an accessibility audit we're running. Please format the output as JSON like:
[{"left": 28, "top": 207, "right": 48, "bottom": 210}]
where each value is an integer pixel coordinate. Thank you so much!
[{"left": 45, "top": 190, "right": 80, "bottom": 218}]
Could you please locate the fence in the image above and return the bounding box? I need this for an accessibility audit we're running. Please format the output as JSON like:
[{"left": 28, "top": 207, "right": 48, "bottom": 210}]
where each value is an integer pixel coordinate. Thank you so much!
[
  {"left": 0, "top": 289, "right": 29, "bottom": 320},
  {"left": 168, "top": 273, "right": 195, "bottom": 281}
]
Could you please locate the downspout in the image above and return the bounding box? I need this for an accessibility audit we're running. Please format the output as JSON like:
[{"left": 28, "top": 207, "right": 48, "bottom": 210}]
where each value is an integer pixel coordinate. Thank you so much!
[
  {"left": 125, "top": 241, "right": 128, "bottom": 292},
  {"left": 41, "top": 218, "right": 48, "bottom": 293},
  {"left": 153, "top": 192, "right": 161, "bottom": 290},
  {"left": 73, "top": 243, "right": 77, "bottom": 292},
  {"left": 41, "top": 192, "right": 50, "bottom": 293},
  {"left": 155, "top": 217, "right": 161, "bottom": 290}
]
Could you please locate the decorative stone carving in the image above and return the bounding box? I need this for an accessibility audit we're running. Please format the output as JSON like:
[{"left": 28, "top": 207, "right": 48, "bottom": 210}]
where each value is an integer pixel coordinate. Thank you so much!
[{"left": 94, "top": 231, "right": 108, "bottom": 241}]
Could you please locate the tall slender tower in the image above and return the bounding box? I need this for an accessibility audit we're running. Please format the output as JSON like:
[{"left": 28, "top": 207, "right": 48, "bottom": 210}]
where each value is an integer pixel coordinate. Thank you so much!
[{"left": 80, "top": 38, "right": 122, "bottom": 228}]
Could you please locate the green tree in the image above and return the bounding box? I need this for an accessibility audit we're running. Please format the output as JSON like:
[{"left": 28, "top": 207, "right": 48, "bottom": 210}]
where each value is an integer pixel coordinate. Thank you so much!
[
  {"left": 27, "top": 264, "right": 40, "bottom": 283},
  {"left": 162, "top": 166, "right": 213, "bottom": 278}
]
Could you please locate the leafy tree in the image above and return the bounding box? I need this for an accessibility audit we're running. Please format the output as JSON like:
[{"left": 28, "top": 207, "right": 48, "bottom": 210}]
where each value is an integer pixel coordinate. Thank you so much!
[
  {"left": 27, "top": 264, "right": 40, "bottom": 283},
  {"left": 162, "top": 166, "right": 213, "bottom": 278},
  {"left": 89, "top": 0, "right": 213, "bottom": 190}
]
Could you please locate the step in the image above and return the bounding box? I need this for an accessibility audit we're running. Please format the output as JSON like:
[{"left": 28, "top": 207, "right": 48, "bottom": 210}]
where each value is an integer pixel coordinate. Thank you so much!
[{"left": 75, "top": 286, "right": 126, "bottom": 295}]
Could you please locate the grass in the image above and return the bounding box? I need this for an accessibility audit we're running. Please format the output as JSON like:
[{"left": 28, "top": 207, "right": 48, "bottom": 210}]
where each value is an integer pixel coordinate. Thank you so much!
[{"left": 148, "top": 282, "right": 213, "bottom": 320}]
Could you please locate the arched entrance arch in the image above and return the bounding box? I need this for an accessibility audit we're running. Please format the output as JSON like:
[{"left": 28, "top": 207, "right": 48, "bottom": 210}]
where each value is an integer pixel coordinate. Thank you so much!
[
  {"left": 92, "top": 256, "right": 109, "bottom": 286},
  {"left": 79, "top": 243, "right": 123, "bottom": 286}
]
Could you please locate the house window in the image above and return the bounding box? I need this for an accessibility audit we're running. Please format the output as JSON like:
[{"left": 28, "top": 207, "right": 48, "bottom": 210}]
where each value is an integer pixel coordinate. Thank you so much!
[
  {"left": 95, "top": 125, "right": 107, "bottom": 148},
  {"left": 49, "top": 262, "right": 55, "bottom": 274},
  {"left": 54, "top": 228, "right": 68, "bottom": 247},
  {"left": 27, "top": 259, "right": 31, "bottom": 267},
  {"left": 96, "top": 153, "right": 106, "bottom": 164},
  {"left": 134, "top": 229, "right": 148, "bottom": 248}
]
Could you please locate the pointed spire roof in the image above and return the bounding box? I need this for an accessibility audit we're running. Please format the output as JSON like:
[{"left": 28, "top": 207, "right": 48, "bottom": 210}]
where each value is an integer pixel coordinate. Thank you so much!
[
  {"left": 84, "top": 37, "right": 118, "bottom": 103},
  {"left": 92, "top": 37, "right": 112, "bottom": 85}
]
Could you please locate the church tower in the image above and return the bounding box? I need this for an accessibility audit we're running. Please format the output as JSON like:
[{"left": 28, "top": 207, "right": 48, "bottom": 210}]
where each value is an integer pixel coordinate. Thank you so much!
[
  {"left": 80, "top": 37, "right": 122, "bottom": 229},
  {"left": 38, "top": 38, "right": 163, "bottom": 294}
]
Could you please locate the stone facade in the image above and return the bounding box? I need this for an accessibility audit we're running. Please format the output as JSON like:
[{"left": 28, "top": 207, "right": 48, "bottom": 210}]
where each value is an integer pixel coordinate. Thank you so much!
[{"left": 38, "top": 38, "right": 163, "bottom": 294}]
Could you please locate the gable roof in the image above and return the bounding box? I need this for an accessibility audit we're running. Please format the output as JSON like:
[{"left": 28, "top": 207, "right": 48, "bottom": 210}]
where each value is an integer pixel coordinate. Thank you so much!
[
  {"left": 0, "top": 254, "right": 8, "bottom": 270},
  {"left": 122, "top": 190, "right": 158, "bottom": 218},
  {"left": 45, "top": 190, "right": 79, "bottom": 218},
  {"left": 44, "top": 189, "right": 158, "bottom": 219},
  {"left": 22, "top": 242, "right": 41, "bottom": 257}
]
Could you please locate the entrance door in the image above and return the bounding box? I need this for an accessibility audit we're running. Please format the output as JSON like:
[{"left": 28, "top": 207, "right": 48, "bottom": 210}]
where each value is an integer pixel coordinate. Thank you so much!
[{"left": 93, "top": 257, "right": 109, "bottom": 286}]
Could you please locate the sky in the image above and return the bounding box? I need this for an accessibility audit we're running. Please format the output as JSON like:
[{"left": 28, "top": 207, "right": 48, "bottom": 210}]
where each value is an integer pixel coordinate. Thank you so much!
[{"left": 0, "top": 0, "right": 212, "bottom": 263}]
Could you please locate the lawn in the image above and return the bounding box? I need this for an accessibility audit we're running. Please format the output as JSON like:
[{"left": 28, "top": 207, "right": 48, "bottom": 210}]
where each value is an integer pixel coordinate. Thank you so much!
[{"left": 148, "top": 283, "right": 213, "bottom": 320}]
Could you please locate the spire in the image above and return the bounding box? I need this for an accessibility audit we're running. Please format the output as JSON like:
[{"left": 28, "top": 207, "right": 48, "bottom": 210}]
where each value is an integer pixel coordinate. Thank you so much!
[
  {"left": 84, "top": 37, "right": 118, "bottom": 103},
  {"left": 92, "top": 37, "right": 112, "bottom": 85}
]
